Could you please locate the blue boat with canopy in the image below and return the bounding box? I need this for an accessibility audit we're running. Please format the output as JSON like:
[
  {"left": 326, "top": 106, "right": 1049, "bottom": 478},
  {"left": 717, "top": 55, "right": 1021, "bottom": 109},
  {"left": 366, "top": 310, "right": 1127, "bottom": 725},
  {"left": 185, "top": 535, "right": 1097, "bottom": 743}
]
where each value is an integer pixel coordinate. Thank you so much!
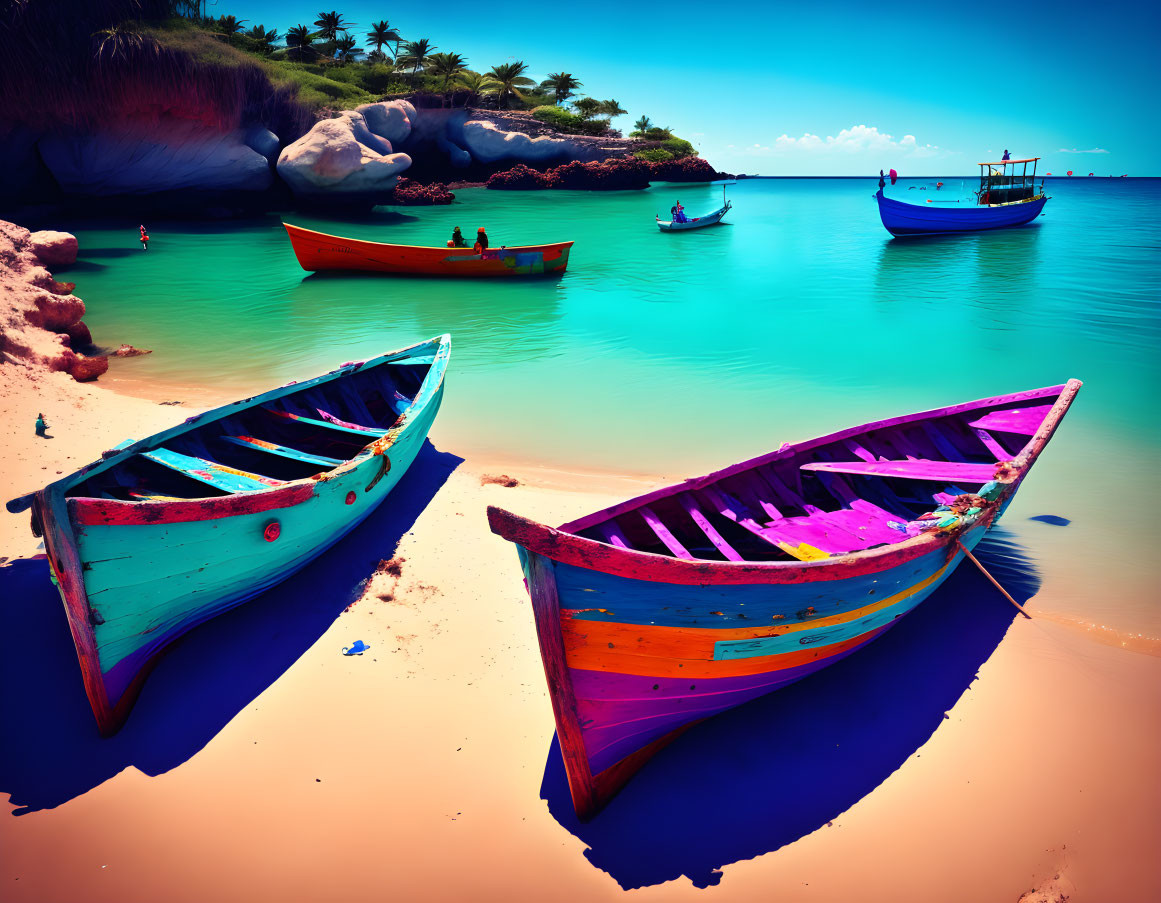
[{"left": 875, "top": 157, "right": 1049, "bottom": 237}]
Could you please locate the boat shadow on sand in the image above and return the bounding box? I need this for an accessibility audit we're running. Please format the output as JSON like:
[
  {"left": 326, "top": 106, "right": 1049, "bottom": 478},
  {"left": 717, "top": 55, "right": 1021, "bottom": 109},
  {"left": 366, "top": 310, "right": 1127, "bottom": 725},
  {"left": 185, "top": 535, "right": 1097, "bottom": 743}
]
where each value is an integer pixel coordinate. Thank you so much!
[
  {"left": 0, "top": 441, "right": 461, "bottom": 816},
  {"left": 540, "top": 529, "right": 1040, "bottom": 890}
]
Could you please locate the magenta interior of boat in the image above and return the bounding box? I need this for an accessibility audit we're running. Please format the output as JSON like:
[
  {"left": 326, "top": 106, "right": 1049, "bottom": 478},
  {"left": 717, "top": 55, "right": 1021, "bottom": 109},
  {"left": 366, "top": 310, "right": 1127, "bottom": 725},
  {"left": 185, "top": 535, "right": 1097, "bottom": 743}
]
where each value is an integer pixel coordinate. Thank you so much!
[
  {"left": 67, "top": 359, "right": 433, "bottom": 503},
  {"left": 564, "top": 395, "right": 1060, "bottom": 562}
]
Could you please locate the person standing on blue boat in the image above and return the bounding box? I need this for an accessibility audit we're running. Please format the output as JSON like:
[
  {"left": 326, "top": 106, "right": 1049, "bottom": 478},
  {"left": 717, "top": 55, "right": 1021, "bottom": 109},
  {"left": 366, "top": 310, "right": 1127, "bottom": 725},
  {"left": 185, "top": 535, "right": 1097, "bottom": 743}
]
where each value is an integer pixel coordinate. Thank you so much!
[
  {"left": 1002, "top": 149, "right": 1011, "bottom": 160},
  {"left": 878, "top": 169, "right": 886, "bottom": 190}
]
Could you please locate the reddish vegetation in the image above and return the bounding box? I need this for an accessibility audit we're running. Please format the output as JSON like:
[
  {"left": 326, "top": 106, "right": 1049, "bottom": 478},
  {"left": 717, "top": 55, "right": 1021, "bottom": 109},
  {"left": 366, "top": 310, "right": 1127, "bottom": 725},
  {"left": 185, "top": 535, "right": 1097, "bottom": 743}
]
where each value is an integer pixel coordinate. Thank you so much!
[
  {"left": 486, "top": 156, "right": 728, "bottom": 191},
  {"left": 481, "top": 474, "right": 520, "bottom": 488},
  {"left": 391, "top": 178, "right": 455, "bottom": 205}
]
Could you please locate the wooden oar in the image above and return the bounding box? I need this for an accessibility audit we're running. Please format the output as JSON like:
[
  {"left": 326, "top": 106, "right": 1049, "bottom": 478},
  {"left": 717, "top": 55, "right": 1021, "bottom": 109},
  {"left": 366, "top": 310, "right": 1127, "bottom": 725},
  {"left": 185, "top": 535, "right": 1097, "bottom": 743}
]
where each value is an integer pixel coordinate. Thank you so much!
[{"left": 955, "top": 540, "right": 1032, "bottom": 619}]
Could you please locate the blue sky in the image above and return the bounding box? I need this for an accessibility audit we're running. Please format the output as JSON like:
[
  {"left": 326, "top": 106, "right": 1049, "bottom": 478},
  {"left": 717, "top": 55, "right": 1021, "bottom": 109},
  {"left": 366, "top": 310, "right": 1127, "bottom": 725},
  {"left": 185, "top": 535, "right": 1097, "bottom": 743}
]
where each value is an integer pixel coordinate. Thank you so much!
[{"left": 223, "top": 0, "right": 1159, "bottom": 175}]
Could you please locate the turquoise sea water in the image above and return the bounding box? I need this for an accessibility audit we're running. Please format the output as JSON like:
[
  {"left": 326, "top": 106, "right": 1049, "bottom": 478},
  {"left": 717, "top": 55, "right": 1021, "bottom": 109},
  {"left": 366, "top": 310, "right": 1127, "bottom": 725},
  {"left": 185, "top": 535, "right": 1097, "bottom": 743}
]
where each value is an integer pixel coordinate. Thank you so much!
[{"left": 59, "top": 178, "right": 1161, "bottom": 634}]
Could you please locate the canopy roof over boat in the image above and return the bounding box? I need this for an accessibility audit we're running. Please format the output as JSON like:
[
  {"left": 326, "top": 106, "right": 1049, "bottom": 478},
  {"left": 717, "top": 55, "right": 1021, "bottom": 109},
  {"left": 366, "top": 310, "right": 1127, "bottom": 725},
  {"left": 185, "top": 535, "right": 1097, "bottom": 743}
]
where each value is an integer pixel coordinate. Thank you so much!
[{"left": 978, "top": 157, "right": 1039, "bottom": 165}]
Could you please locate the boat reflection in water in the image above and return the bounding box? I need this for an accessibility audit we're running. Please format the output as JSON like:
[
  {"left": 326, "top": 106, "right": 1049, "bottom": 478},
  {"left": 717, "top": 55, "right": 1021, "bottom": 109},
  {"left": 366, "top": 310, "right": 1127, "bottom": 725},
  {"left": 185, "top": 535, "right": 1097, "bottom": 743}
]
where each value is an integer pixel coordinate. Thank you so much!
[{"left": 539, "top": 530, "right": 1039, "bottom": 890}]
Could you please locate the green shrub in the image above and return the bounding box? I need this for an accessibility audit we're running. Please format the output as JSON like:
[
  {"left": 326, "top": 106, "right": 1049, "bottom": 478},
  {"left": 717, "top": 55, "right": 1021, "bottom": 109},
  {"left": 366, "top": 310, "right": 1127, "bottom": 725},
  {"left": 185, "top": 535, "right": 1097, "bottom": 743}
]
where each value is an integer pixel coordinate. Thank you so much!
[
  {"left": 265, "top": 61, "right": 375, "bottom": 108},
  {"left": 533, "top": 105, "right": 582, "bottom": 129},
  {"left": 638, "top": 126, "right": 674, "bottom": 141},
  {"left": 634, "top": 148, "right": 675, "bottom": 162},
  {"left": 661, "top": 137, "right": 696, "bottom": 158}
]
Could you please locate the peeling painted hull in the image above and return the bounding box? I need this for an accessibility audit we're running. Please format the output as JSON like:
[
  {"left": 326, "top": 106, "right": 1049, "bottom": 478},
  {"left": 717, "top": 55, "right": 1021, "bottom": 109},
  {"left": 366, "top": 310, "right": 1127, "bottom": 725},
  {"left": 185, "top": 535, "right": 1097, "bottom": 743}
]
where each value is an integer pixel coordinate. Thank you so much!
[
  {"left": 283, "top": 223, "right": 573, "bottom": 276},
  {"left": 489, "top": 380, "right": 1081, "bottom": 818},
  {"left": 12, "top": 335, "right": 451, "bottom": 735}
]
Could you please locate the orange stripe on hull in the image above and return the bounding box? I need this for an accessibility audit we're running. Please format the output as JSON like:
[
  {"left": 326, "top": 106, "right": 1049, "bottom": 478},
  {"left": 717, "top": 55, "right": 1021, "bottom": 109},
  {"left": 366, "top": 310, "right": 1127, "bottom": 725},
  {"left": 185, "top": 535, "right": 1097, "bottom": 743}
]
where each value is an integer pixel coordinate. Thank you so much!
[{"left": 560, "top": 559, "right": 950, "bottom": 675}]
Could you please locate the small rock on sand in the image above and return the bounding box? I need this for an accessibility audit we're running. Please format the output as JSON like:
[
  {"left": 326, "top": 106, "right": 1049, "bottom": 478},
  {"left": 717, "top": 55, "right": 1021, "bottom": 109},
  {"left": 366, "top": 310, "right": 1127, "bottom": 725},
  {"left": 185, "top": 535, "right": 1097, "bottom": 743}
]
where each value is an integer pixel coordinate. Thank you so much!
[{"left": 481, "top": 474, "right": 519, "bottom": 488}]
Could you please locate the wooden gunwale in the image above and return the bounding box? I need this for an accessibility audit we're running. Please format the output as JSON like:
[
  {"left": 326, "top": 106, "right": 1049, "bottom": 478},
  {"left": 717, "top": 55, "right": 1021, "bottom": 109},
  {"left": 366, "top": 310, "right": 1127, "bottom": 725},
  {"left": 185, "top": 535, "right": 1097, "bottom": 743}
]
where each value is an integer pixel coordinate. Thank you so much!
[
  {"left": 488, "top": 379, "right": 1081, "bottom": 586},
  {"left": 17, "top": 335, "right": 451, "bottom": 736}
]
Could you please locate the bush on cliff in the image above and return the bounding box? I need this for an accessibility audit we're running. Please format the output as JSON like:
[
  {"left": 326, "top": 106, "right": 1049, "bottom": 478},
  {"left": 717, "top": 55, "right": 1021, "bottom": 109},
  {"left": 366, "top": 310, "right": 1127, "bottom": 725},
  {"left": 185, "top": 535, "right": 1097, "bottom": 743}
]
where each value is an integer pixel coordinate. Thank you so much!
[
  {"left": 531, "top": 106, "right": 612, "bottom": 137},
  {"left": 485, "top": 164, "right": 550, "bottom": 190},
  {"left": 661, "top": 137, "right": 697, "bottom": 158},
  {"left": 487, "top": 155, "right": 728, "bottom": 191},
  {"left": 390, "top": 178, "right": 455, "bottom": 205},
  {"left": 633, "top": 148, "right": 675, "bottom": 163}
]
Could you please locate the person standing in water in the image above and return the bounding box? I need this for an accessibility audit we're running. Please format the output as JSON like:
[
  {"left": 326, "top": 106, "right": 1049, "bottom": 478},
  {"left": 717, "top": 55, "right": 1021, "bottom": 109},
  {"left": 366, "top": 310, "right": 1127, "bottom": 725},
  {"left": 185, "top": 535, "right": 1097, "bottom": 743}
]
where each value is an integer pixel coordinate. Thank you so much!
[
  {"left": 139, "top": 224, "right": 150, "bottom": 251},
  {"left": 474, "top": 227, "right": 489, "bottom": 253}
]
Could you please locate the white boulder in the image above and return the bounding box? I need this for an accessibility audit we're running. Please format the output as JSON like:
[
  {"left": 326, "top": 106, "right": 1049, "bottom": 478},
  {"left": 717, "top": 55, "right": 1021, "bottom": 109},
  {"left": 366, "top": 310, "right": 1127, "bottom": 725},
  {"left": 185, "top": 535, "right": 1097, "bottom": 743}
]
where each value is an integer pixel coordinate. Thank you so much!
[
  {"left": 276, "top": 116, "right": 412, "bottom": 202},
  {"left": 462, "top": 121, "right": 582, "bottom": 164},
  {"left": 29, "top": 230, "right": 78, "bottom": 267},
  {"left": 356, "top": 100, "right": 416, "bottom": 147}
]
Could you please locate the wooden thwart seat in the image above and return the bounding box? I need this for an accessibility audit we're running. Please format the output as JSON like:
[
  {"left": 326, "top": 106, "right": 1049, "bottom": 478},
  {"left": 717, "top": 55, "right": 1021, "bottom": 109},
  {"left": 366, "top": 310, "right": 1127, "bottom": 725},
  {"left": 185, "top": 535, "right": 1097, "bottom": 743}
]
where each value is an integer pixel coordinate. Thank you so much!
[
  {"left": 138, "top": 448, "right": 283, "bottom": 493},
  {"left": 222, "top": 436, "right": 344, "bottom": 469},
  {"left": 265, "top": 407, "right": 386, "bottom": 439},
  {"left": 801, "top": 459, "right": 997, "bottom": 483},
  {"left": 967, "top": 404, "right": 1052, "bottom": 436}
]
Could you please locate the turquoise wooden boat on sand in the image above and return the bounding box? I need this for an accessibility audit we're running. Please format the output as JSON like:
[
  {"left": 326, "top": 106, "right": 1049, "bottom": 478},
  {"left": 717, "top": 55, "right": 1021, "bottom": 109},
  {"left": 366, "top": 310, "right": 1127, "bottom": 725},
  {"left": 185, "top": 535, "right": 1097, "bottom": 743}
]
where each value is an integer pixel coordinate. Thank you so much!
[{"left": 7, "top": 334, "right": 450, "bottom": 735}]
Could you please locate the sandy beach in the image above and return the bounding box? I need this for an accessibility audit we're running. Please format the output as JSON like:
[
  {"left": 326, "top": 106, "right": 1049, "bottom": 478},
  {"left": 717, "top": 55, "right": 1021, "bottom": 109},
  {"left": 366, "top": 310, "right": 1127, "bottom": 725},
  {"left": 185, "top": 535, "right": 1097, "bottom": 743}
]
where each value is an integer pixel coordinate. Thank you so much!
[{"left": 2, "top": 356, "right": 1159, "bottom": 903}]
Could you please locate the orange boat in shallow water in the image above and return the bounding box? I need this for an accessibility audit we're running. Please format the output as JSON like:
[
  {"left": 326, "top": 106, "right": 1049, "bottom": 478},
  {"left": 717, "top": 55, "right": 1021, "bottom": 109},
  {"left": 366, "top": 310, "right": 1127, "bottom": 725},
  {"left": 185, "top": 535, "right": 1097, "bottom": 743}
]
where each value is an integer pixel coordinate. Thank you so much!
[{"left": 283, "top": 223, "right": 573, "bottom": 277}]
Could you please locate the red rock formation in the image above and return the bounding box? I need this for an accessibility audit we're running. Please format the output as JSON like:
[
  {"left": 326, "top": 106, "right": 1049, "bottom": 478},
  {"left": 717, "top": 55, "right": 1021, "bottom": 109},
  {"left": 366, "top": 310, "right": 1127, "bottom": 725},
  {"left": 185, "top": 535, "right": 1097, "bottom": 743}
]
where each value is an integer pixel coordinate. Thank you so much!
[
  {"left": 29, "top": 230, "right": 79, "bottom": 267},
  {"left": 0, "top": 220, "right": 107, "bottom": 382}
]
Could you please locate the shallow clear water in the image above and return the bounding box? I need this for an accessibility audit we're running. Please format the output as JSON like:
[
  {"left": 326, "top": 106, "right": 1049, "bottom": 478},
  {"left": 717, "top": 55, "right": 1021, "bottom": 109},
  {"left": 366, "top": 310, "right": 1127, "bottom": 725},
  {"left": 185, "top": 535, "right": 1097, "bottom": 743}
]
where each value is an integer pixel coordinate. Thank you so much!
[{"left": 59, "top": 178, "right": 1161, "bottom": 633}]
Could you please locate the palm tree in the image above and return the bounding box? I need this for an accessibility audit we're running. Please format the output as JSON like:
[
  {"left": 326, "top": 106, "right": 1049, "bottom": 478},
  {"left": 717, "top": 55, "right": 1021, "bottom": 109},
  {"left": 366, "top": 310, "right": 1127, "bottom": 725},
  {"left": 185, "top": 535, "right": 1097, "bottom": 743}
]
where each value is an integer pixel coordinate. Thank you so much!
[
  {"left": 313, "top": 11, "right": 352, "bottom": 42},
  {"left": 398, "top": 38, "right": 435, "bottom": 85},
  {"left": 633, "top": 115, "right": 653, "bottom": 134},
  {"left": 217, "top": 15, "right": 247, "bottom": 36},
  {"left": 246, "top": 25, "right": 281, "bottom": 53},
  {"left": 598, "top": 99, "right": 627, "bottom": 118},
  {"left": 484, "top": 61, "right": 535, "bottom": 110},
  {"left": 334, "top": 32, "right": 363, "bottom": 63},
  {"left": 456, "top": 71, "right": 487, "bottom": 107},
  {"left": 571, "top": 97, "right": 603, "bottom": 120},
  {"left": 286, "top": 24, "right": 316, "bottom": 62},
  {"left": 540, "top": 72, "right": 582, "bottom": 105},
  {"left": 427, "top": 52, "right": 469, "bottom": 105},
  {"left": 367, "top": 20, "right": 402, "bottom": 62}
]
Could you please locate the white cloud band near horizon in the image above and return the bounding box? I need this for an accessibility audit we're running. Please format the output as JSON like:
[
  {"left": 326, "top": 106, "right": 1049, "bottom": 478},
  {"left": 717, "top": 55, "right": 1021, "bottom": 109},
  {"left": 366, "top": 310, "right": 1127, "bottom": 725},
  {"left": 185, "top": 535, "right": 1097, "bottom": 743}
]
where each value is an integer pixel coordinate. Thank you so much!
[
  {"left": 752, "top": 125, "right": 945, "bottom": 158},
  {"left": 1058, "top": 147, "right": 1110, "bottom": 154}
]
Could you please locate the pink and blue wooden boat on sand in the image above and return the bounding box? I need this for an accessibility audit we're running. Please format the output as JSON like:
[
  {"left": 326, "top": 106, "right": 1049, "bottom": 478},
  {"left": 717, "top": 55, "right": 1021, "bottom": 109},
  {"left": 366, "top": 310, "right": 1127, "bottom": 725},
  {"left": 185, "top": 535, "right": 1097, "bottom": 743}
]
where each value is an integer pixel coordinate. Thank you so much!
[
  {"left": 7, "top": 334, "right": 451, "bottom": 735},
  {"left": 489, "top": 380, "right": 1081, "bottom": 819},
  {"left": 876, "top": 157, "right": 1049, "bottom": 237}
]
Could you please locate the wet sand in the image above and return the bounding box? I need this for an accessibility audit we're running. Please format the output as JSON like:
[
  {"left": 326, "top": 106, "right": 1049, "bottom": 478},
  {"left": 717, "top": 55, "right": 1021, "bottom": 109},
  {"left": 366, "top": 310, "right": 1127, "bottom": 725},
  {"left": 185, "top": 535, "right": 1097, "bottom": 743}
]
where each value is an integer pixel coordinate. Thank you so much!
[{"left": 2, "top": 370, "right": 1159, "bottom": 902}]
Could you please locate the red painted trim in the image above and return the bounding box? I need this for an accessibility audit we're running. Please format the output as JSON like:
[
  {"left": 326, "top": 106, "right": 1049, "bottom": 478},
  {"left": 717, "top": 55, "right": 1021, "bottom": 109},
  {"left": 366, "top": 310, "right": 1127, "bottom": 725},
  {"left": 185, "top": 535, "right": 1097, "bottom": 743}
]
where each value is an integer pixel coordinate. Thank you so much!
[
  {"left": 561, "top": 382, "right": 1069, "bottom": 534},
  {"left": 488, "top": 380, "right": 1083, "bottom": 587},
  {"left": 70, "top": 483, "right": 317, "bottom": 527},
  {"left": 491, "top": 505, "right": 948, "bottom": 585}
]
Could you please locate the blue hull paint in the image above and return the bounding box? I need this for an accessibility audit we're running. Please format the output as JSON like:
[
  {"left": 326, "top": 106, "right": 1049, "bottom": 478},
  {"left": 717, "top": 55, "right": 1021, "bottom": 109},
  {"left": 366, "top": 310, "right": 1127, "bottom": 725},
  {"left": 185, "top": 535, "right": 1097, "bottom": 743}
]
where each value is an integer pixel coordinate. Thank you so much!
[{"left": 875, "top": 190, "right": 1047, "bottom": 238}]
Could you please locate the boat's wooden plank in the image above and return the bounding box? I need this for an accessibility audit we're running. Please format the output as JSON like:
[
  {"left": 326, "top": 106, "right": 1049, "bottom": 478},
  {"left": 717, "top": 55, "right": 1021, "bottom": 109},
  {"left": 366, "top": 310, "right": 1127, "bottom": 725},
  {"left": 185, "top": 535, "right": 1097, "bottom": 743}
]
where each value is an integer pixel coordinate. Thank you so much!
[
  {"left": 801, "top": 459, "right": 996, "bottom": 483},
  {"left": 759, "top": 466, "right": 804, "bottom": 508},
  {"left": 843, "top": 439, "right": 878, "bottom": 463},
  {"left": 126, "top": 490, "right": 186, "bottom": 502},
  {"left": 974, "top": 428, "right": 1014, "bottom": 461},
  {"left": 968, "top": 404, "right": 1053, "bottom": 436},
  {"left": 222, "top": 436, "right": 344, "bottom": 468},
  {"left": 138, "top": 449, "right": 283, "bottom": 493},
  {"left": 730, "top": 473, "right": 782, "bottom": 521},
  {"left": 676, "top": 494, "right": 744, "bottom": 561},
  {"left": 265, "top": 407, "right": 386, "bottom": 439},
  {"left": 638, "top": 505, "right": 694, "bottom": 560},
  {"left": 699, "top": 485, "right": 766, "bottom": 532},
  {"left": 597, "top": 521, "right": 631, "bottom": 549}
]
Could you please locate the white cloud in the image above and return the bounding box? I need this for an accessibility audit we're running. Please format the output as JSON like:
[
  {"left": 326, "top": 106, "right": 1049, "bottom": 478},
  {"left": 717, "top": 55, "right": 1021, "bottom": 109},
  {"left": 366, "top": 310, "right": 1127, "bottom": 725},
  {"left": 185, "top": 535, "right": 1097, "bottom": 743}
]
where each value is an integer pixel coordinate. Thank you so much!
[
  {"left": 1058, "top": 147, "right": 1109, "bottom": 154},
  {"left": 768, "top": 124, "right": 943, "bottom": 158}
]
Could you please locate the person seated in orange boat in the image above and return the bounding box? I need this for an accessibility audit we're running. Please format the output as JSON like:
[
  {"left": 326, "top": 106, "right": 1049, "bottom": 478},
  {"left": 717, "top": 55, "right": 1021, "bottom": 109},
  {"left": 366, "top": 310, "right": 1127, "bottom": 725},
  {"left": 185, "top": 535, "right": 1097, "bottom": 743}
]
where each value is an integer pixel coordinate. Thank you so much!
[
  {"left": 473, "top": 227, "right": 490, "bottom": 253},
  {"left": 447, "top": 226, "right": 467, "bottom": 248}
]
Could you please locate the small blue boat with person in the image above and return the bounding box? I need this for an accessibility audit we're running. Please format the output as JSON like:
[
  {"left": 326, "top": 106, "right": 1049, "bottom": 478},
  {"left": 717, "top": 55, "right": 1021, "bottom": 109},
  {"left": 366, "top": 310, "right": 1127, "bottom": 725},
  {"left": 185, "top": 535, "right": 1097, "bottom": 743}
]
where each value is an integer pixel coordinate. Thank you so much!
[{"left": 875, "top": 157, "right": 1048, "bottom": 237}]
